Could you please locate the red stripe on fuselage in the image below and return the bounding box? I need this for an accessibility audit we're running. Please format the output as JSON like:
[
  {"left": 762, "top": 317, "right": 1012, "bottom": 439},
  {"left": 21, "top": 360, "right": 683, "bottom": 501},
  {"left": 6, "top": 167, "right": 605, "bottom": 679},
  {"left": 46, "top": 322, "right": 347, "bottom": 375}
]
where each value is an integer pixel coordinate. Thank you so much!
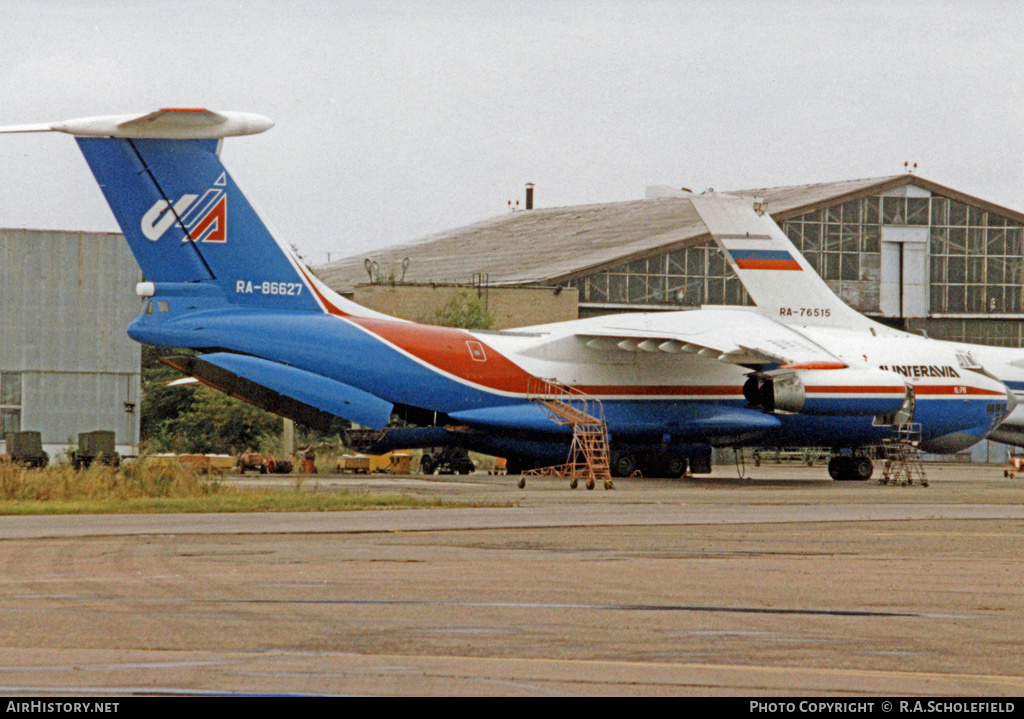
[
  {"left": 337, "top": 316, "right": 1006, "bottom": 401},
  {"left": 915, "top": 385, "right": 1005, "bottom": 396},
  {"left": 804, "top": 386, "right": 905, "bottom": 394},
  {"left": 346, "top": 317, "right": 535, "bottom": 393},
  {"left": 292, "top": 263, "right": 350, "bottom": 316},
  {"left": 734, "top": 259, "right": 802, "bottom": 271}
]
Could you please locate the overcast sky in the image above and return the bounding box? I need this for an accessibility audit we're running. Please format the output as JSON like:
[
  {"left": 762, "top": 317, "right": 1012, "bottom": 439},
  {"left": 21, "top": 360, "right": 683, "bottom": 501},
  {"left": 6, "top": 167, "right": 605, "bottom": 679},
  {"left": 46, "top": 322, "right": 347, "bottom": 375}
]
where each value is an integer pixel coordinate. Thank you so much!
[{"left": 1, "top": 0, "right": 1022, "bottom": 266}]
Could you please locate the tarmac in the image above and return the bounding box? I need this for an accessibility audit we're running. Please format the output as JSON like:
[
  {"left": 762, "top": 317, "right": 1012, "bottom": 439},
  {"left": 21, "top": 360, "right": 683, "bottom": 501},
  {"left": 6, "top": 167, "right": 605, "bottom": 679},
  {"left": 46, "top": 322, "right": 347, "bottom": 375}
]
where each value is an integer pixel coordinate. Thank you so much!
[{"left": 1, "top": 462, "right": 1023, "bottom": 696}]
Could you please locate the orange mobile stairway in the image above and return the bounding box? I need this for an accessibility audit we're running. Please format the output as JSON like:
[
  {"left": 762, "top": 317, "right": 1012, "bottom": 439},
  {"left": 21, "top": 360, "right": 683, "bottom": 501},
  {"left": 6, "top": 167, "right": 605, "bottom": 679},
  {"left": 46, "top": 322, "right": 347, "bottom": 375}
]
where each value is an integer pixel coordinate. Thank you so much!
[{"left": 519, "top": 378, "right": 614, "bottom": 490}]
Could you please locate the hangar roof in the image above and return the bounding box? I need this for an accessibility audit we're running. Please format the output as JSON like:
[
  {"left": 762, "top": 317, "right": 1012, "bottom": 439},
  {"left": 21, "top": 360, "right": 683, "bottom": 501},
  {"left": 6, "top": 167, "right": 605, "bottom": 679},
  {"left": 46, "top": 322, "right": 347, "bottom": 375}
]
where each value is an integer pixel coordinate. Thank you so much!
[{"left": 315, "top": 174, "right": 1024, "bottom": 293}]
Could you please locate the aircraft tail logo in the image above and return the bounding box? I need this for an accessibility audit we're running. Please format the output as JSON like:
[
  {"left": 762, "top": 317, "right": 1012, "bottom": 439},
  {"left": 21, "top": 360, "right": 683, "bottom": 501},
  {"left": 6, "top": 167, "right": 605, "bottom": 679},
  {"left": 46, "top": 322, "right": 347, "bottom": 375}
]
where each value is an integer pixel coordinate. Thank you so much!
[{"left": 141, "top": 174, "right": 228, "bottom": 243}]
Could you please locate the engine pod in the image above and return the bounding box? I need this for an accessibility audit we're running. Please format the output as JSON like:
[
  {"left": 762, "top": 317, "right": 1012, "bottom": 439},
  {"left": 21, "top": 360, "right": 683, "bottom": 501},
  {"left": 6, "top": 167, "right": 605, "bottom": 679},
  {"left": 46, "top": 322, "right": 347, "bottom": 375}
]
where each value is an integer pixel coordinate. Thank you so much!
[{"left": 756, "top": 367, "right": 909, "bottom": 416}]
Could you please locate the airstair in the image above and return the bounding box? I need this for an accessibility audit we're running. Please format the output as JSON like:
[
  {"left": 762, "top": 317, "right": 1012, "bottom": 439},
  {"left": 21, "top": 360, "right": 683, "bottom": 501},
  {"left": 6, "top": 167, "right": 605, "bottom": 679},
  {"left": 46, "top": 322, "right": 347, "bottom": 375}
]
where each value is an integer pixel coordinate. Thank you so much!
[
  {"left": 519, "top": 378, "right": 614, "bottom": 490},
  {"left": 878, "top": 423, "right": 929, "bottom": 487}
]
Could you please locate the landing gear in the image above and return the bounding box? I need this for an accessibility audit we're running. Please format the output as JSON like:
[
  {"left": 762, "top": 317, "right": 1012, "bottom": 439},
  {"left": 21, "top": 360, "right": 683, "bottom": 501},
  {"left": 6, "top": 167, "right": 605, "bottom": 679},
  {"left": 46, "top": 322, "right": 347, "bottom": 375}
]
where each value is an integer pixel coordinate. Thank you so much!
[
  {"left": 664, "top": 455, "right": 687, "bottom": 478},
  {"left": 611, "top": 451, "right": 636, "bottom": 478},
  {"left": 828, "top": 456, "right": 874, "bottom": 481}
]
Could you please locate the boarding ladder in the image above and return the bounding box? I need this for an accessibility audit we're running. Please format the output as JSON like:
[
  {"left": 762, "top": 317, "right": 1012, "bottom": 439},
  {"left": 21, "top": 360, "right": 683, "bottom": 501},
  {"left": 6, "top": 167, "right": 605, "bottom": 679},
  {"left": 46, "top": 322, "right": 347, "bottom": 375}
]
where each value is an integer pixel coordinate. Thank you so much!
[
  {"left": 519, "top": 378, "right": 614, "bottom": 490},
  {"left": 878, "top": 423, "right": 929, "bottom": 487}
]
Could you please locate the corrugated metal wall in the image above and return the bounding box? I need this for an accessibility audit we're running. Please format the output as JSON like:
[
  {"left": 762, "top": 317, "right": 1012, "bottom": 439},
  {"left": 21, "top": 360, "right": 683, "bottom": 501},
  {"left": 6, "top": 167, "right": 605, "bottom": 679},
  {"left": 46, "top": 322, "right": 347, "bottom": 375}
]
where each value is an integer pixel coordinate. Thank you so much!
[{"left": 0, "top": 229, "right": 141, "bottom": 449}]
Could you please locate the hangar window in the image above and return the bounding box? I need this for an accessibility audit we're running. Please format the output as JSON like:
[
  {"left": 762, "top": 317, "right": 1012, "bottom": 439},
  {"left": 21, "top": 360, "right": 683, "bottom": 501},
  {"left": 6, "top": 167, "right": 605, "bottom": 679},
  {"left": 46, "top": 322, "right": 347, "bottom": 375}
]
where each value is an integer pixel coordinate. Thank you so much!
[
  {"left": 0, "top": 372, "right": 21, "bottom": 437},
  {"left": 929, "top": 195, "right": 1024, "bottom": 316},
  {"left": 573, "top": 244, "right": 750, "bottom": 309},
  {"left": 0, "top": 372, "right": 21, "bottom": 407},
  {"left": 783, "top": 195, "right": 882, "bottom": 313}
]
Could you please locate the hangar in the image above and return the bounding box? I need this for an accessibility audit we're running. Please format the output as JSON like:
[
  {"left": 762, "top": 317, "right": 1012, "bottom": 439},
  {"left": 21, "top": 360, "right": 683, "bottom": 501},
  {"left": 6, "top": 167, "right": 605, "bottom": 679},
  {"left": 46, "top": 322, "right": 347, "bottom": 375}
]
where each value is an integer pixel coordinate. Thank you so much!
[
  {"left": 0, "top": 228, "right": 141, "bottom": 458},
  {"left": 318, "top": 174, "right": 1024, "bottom": 349},
  {"left": 317, "top": 174, "right": 1024, "bottom": 462}
]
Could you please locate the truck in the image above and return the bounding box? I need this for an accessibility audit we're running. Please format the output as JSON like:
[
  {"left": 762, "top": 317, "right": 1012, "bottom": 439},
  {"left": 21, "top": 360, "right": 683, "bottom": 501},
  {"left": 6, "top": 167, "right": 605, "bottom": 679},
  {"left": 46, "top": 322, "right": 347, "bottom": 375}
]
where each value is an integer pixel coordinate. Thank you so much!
[
  {"left": 70, "top": 431, "right": 121, "bottom": 469},
  {"left": 1, "top": 431, "right": 49, "bottom": 469},
  {"left": 420, "top": 446, "right": 475, "bottom": 475}
]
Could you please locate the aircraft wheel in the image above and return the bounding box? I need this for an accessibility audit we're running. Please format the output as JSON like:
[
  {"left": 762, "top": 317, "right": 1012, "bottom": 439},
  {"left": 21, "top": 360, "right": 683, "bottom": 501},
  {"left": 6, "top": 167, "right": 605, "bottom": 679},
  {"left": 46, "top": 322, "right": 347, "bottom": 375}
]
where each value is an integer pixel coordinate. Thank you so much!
[
  {"left": 586, "top": 478, "right": 595, "bottom": 490},
  {"left": 570, "top": 478, "right": 578, "bottom": 489},
  {"left": 517, "top": 477, "right": 526, "bottom": 489},
  {"left": 854, "top": 457, "right": 874, "bottom": 481},
  {"left": 611, "top": 451, "right": 636, "bottom": 478},
  {"left": 665, "top": 455, "right": 687, "bottom": 478},
  {"left": 604, "top": 480, "right": 615, "bottom": 490},
  {"left": 828, "top": 456, "right": 852, "bottom": 481}
]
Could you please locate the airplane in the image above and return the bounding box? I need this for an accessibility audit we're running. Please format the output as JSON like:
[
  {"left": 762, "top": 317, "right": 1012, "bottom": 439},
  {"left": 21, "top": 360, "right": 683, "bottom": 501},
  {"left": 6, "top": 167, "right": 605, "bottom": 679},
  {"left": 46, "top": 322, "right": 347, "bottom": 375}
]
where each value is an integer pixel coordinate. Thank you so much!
[
  {"left": 690, "top": 192, "right": 1024, "bottom": 454},
  {"left": 0, "top": 109, "right": 1012, "bottom": 484}
]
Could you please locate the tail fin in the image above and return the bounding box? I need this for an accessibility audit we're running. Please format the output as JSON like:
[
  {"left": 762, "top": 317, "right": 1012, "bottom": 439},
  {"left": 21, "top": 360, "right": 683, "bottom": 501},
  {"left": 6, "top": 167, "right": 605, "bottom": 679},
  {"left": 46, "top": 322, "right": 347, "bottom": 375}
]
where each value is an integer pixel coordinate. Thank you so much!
[
  {"left": 690, "top": 195, "right": 877, "bottom": 330},
  {"left": 77, "top": 133, "right": 327, "bottom": 312},
  {"left": 2, "top": 109, "right": 384, "bottom": 318}
]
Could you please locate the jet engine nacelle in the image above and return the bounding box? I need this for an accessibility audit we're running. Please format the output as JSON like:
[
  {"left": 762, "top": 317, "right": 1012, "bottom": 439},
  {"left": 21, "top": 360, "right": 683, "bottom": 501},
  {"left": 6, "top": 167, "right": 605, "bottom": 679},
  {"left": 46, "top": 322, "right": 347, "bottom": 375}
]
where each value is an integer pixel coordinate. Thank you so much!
[
  {"left": 985, "top": 402, "right": 1024, "bottom": 447},
  {"left": 744, "top": 367, "right": 909, "bottom": 417}
]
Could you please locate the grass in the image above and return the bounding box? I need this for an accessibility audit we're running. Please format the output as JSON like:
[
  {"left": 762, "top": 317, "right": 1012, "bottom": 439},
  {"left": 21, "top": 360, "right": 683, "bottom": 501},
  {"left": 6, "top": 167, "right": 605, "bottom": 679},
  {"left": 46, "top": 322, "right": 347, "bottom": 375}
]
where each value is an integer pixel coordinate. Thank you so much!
[{"left": 0, "top": 461, "right": 462, "bottom": 515}]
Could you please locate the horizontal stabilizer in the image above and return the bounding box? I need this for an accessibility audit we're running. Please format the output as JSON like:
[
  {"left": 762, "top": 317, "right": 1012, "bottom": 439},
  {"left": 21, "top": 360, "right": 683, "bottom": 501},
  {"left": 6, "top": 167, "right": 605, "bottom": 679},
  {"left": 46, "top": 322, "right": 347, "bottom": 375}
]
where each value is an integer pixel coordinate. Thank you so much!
[
  {"left": 161, "top": 353, "right": 393, "bottom": 430},
  {"left": 0, "top": 109, "right": 273, "bottom": 139}
]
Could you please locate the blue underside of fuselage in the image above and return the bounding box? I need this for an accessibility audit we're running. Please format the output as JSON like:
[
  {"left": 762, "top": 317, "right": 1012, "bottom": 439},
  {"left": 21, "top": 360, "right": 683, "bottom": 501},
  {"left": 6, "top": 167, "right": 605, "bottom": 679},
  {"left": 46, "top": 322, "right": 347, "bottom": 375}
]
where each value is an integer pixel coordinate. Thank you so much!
[{"left": 130, "top": 306, "right": 999, "bottom": 452}]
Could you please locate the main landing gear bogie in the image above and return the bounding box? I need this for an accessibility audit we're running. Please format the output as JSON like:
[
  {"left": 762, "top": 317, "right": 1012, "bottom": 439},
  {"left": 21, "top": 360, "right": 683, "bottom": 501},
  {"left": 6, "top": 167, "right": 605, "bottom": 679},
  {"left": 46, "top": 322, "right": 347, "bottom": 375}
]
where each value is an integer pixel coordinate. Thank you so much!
[{"left": 828, "top": 455, "right": 874, "bottom": 482}]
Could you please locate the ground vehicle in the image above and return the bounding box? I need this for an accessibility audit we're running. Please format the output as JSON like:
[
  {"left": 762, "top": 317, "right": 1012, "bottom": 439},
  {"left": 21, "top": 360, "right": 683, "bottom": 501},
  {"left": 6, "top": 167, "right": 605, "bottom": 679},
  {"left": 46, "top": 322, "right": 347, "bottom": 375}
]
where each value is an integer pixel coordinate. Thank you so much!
[
  {"left": 237, "top": 451, "right": 268, "bottom": 473},
  {"left": 1, "top": 431, "right": 49, "bottom": 468},
  {"left": 420, "top": 447, "right": 475, "bottom": 475},
  {"left": 70, "top": 431, "right": 121, "bottom": 469}
]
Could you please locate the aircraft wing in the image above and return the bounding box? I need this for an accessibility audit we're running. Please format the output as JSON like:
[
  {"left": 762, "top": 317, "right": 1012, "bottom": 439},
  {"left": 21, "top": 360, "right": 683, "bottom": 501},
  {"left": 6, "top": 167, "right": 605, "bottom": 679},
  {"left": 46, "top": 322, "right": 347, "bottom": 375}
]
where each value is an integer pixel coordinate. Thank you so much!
[{"left": 576, "top": 308, "right": 846, "bottom": 368}]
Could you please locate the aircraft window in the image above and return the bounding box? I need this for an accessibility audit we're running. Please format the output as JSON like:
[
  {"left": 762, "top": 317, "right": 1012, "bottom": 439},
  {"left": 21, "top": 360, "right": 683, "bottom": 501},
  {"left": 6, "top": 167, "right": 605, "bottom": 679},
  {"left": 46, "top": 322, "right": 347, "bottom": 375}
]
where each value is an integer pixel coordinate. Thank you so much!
[
  {"left": 158, "top": 301, "right": 170, "bottom": 313},
  {"left": 144, "top": 301, "right": 153, "bottom": 315}
]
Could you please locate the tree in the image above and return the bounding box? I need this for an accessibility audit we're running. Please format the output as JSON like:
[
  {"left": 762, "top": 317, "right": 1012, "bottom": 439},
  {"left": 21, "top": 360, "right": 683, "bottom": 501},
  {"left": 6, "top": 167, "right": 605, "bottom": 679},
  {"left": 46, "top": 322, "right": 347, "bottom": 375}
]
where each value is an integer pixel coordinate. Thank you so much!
[
  {"left": 422, "top": 289, "right": 495, "bottom": 330},
  {"left": 140, "top": 345, "right": 283, "bottom": 454}
]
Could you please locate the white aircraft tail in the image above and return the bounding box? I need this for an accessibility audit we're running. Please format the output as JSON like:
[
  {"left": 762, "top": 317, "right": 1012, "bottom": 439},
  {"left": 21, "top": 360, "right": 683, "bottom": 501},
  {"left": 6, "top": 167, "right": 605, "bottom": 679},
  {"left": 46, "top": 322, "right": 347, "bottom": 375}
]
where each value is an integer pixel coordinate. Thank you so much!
[{"left": 690, "top": 195, "right": 876, "bottom": 330}]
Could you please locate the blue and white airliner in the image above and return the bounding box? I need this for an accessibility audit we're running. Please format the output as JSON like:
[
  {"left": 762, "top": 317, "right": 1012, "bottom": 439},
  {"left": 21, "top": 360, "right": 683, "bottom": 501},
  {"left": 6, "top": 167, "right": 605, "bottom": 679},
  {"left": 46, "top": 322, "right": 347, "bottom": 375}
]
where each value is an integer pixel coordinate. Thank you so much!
[{"left": 0, "top": 109, "right": 1015, "bottom": 481}]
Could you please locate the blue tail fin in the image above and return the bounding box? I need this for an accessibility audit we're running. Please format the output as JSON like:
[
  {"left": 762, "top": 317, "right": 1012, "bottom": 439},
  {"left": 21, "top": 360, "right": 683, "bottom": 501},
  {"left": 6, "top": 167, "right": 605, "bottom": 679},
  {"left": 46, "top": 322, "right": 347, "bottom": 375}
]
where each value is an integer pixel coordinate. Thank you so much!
[{"left": 76, "top": 136, "right": 322, "bottom": 311}]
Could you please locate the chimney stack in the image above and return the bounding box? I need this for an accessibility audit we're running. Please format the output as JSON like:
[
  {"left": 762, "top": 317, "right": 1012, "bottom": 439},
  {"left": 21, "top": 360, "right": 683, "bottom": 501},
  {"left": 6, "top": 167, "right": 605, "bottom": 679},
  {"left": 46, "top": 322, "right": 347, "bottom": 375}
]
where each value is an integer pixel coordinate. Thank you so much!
[{"left": 525, "top": 182, "right": 534, "bottom": 210}]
